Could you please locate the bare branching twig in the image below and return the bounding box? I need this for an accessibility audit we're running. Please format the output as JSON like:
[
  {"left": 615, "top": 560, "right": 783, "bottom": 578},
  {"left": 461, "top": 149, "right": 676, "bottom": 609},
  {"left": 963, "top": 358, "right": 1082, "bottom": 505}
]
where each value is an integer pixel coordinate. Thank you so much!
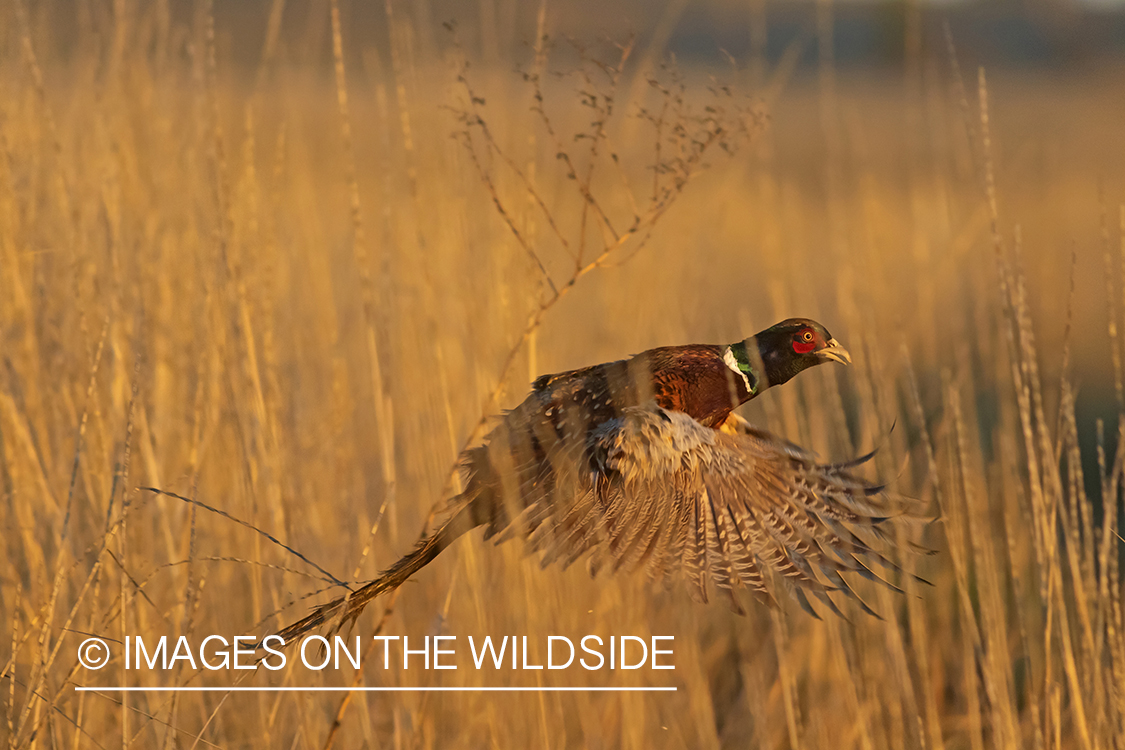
[{"left": 441, "top": 32, "right": 760, "bottom": 503}]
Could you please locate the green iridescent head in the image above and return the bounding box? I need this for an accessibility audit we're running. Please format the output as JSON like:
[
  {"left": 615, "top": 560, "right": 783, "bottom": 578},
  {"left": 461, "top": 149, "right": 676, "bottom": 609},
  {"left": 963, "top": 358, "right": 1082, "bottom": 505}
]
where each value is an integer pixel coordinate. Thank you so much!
[{"left": 727, "top": 318, "right": 850, "bottom": 391}]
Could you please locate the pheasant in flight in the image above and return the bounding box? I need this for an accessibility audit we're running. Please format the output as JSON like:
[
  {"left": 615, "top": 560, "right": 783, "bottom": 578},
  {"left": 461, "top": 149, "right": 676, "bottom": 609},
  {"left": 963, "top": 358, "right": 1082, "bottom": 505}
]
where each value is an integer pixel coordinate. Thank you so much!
[{"left": 277, "top": 318, "right": 916, "bottom": 641}]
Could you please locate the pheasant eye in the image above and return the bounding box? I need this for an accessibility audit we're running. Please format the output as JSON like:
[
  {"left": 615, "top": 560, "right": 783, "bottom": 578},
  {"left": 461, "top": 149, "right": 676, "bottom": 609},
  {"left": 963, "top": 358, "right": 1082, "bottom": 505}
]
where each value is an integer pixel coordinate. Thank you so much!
[{"left": 792, "top": 329, "right": 817, "bottom": 354}]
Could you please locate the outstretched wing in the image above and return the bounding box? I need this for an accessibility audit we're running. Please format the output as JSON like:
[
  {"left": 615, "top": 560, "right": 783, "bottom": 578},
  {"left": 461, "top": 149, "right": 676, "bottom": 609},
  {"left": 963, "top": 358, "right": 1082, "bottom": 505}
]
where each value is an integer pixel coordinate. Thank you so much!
[{"left": 496, "top": 404, "right": 919, "bottom": 617}]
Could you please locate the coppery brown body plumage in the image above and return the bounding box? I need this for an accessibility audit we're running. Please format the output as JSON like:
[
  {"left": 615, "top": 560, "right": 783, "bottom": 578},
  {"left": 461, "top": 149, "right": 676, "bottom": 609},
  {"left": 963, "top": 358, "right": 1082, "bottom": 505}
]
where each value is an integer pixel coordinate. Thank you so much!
[{"left": 531, "top": 345, "right": 754, "bottom": 429}]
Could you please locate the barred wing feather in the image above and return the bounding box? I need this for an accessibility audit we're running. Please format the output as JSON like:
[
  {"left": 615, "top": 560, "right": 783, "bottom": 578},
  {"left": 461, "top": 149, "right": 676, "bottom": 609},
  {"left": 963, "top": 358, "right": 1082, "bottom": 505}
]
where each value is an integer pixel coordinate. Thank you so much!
[
  {"left": 508, "top": 405, "right": 913, "bottom": 617},
  {"left": 274, "top": 404, "right": 919, "bottom": 643}
]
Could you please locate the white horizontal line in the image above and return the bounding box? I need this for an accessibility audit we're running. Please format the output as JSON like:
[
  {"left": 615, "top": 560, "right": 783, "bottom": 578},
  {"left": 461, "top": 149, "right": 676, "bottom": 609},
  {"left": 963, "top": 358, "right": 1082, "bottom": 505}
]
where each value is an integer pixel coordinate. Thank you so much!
[{"left": 76, "top": 686, "right": 676, "bottom": 693}]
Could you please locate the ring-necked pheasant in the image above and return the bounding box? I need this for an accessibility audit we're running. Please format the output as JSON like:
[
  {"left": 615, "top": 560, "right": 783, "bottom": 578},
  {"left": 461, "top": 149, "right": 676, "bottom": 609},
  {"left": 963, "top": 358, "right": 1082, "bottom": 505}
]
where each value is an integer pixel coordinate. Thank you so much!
[{"left": 276, "top": 318, "right": 915, "bottom": 641}]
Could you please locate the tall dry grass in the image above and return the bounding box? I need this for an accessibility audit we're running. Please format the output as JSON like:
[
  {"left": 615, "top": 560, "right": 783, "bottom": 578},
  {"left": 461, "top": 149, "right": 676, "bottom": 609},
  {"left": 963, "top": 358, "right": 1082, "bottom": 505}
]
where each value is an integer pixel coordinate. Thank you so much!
[{"left": 1, "top": 1, "right": 1125, "bottom": 748}]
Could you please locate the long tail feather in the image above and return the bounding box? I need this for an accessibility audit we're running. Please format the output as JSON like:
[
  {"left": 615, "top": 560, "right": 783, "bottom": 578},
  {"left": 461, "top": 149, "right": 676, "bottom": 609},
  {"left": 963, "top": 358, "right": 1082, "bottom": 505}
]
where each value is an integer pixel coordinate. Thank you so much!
[{"left": 270, "top": 503, "right": 479, "bottom": 645}]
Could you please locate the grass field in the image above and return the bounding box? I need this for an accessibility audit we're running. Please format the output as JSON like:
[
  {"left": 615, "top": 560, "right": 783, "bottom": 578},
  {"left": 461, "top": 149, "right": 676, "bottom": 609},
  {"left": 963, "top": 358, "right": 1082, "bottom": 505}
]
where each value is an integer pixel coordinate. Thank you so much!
[{"left": 2, "top": 1, "right": 1125, "bottom": 748}]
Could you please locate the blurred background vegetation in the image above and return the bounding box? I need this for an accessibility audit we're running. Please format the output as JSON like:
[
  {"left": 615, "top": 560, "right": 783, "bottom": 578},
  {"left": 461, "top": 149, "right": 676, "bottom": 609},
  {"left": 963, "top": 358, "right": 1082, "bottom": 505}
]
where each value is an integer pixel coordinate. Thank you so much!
[{"left": 3, "top": 0, "right": 1125, "bottom": 747}]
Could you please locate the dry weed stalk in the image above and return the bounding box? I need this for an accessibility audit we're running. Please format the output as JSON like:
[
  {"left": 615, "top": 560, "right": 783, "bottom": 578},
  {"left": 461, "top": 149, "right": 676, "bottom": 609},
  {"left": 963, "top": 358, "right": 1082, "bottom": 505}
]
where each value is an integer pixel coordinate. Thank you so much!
[{"left": 439, "top": 32, "right": 760, "bottom": 502}]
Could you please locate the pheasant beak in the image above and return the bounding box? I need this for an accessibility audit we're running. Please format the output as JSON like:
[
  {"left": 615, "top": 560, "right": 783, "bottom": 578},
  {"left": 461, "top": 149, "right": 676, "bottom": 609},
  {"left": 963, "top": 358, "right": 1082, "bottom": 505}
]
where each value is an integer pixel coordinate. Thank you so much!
[{"left": 820, "top": 338, "right": 852, "bottom": 366}]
